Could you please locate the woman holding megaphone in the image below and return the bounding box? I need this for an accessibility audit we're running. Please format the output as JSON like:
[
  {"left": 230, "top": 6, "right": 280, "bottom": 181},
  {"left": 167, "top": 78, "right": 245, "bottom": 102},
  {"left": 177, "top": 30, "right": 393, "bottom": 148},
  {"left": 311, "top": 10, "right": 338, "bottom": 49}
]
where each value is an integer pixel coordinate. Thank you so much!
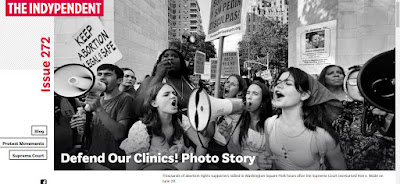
[
  {"left": 331, "top": 65, "right": 395, "bottom": 170},
  {"left": 218, "top": 81, "right": 273, "bottom": 170}
]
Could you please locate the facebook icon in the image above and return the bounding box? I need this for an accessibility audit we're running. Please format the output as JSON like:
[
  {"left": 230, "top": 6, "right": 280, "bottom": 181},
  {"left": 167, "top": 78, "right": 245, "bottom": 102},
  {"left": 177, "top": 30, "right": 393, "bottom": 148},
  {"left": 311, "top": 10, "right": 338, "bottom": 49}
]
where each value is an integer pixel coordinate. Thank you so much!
[{"left": 40, "top": 179, "right": 47, "bottom": 184}]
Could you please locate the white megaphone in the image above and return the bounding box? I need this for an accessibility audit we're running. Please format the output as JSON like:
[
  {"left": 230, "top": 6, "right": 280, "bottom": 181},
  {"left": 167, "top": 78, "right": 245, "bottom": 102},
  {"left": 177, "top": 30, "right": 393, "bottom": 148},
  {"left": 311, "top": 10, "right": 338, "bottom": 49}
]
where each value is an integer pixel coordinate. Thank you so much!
[
  {"left": 187, "top": 88, "right": 244, "bottom": 132},
  {"left": 55, "top": 64, "right": 106, "bottom": 111}
]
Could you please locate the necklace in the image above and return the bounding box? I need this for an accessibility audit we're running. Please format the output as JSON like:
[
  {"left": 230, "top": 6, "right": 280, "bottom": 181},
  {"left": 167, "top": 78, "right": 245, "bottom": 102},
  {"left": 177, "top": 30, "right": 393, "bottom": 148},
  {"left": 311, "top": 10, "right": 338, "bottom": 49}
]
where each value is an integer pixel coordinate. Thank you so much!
[{"left": 276, "top": 119, "right": 307, "bottom": 159}]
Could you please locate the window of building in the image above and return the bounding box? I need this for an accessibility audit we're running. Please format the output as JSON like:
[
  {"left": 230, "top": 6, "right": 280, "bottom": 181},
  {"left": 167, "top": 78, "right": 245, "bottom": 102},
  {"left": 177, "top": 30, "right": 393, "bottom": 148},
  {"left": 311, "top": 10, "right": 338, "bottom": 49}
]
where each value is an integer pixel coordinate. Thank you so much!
[{"left": 172, "top": 15, "right": 176, "bottom": 19}]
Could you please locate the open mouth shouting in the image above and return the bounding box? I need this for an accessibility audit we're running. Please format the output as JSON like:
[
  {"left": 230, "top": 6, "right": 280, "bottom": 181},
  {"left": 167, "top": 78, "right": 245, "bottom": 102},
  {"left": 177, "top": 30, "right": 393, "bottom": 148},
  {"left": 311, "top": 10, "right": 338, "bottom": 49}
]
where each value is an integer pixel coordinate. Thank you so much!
[
  {"left": 274, "top": 90, "right": 285, "bottom": 101},
  {"left": 246, "top": 101, "right": 252, "bottom": 109},
  {"left": 171, "top": 99, "right": 177, "bottom": 107},
  {"left": 223, "top": 88, "right": 230, "bottom": 97}
]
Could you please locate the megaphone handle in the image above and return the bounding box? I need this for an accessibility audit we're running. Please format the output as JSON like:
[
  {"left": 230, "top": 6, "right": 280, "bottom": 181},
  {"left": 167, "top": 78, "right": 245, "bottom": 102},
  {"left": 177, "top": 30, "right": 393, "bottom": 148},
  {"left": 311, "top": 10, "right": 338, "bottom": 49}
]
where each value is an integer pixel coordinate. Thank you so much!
[
  {"left": 71, "top": 127, "right": 80, "bottom": 146},
  {"left": 82, "top": 112, "right": 93, "bottom": 150}
]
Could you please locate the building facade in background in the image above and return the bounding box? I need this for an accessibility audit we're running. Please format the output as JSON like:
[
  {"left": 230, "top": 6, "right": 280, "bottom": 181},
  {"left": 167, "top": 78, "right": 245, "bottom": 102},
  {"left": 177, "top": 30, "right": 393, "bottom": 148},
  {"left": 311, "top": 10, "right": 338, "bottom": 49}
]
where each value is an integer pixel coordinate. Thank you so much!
[
  {"left": 168, "top": 0, "right": 204, "bottom": 41},
  {"left": 288, "top": 0, "right": 395, "bottom": 73},
  {"left": 244, "top": 0, "right": 288, "bottom": 39},
  {"left": 55, "top": 0, "right": 169, "bottom": 82}
]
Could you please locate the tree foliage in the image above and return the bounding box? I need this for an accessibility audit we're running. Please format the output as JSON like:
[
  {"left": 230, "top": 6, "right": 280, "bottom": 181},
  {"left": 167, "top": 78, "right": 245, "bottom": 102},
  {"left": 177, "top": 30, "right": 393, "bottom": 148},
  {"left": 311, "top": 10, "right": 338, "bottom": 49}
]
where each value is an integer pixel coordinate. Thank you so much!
[
  {"left": 169, "top": 33, "right": 216, "bottom": 62},
  {"left": 238, "top": 17, "right": 288, "bottom": 75},
  {"left": 169, "top": 33, "right": 216, "bottom": 75}
]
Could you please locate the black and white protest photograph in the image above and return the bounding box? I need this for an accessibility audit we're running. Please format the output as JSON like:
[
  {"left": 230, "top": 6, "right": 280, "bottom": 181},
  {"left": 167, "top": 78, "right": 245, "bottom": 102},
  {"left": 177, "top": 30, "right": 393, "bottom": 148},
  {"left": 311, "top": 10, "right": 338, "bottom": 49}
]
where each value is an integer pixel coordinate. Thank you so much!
[{"left": 53, "top": 0, "right": 395, "bottom": 172}]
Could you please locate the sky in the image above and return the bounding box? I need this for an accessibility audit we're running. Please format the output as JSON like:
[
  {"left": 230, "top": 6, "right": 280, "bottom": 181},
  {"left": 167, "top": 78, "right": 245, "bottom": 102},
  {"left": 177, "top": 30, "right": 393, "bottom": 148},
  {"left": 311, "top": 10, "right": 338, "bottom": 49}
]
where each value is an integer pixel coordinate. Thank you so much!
[{"left": 197, "top": 0, "right": 256, "bottom": 53}]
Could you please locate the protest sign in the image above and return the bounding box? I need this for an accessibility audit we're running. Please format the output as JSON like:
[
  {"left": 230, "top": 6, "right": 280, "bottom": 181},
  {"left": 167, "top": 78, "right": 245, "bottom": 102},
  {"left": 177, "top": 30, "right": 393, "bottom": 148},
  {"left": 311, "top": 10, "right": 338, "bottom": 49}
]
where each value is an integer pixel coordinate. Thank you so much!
[
  {"left": 210, "top": 58, "right": 218, "bottom": 82},
  {"left": 221, "top": 51, "right": 240, "bottom": 77},
  {"left": 296, "top": 20, "right": 337, "bottom": 74},
  {"left": 202, "top": 60, "right": 211, "bottom": 80},
  {"left": 260, "top": 69, "right": 272, "bottom": 83},
  {"left": 206, "top": 0, "right": 243, "bottom": 41},
  {"left": 190, "top": 74, "right": 201, "bottom": 88},
  {"left": 194, "top": 50, "right": 206, "bottom": 74},
  {"left": 69, "top": 17, "right": 122, "bottom": 72}
]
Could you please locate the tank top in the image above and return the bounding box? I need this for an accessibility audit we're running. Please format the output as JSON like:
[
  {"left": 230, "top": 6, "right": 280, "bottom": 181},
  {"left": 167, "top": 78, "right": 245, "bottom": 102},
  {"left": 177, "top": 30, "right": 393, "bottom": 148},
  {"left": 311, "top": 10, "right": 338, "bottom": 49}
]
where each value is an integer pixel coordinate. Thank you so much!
[{"left": 267, "top": 116, "right": 326, "bottom": 170}]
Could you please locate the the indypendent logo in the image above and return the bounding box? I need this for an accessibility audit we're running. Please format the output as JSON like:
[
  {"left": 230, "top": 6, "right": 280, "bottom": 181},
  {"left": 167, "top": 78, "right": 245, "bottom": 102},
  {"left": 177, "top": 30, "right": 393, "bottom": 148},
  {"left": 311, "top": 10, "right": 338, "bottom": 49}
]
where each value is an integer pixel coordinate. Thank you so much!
[{"left": 5, "top": 0, "right": 104, "bottom": 16}]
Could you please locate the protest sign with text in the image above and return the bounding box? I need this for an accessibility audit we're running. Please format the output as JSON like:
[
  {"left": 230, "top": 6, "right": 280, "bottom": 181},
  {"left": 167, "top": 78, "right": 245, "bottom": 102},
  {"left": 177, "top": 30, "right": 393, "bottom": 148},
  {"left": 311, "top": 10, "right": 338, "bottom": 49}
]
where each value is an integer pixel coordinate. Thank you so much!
[
  {"left": 296, "top": 20, "right": 337, "bottom": 74},
  {"left": 202, "top": 60, "right": 211, "bottom": 80},
  {"left": 69, "top": 17, "right": 122, "bottom": 72},
  {"left": 194, "top": 50, "right": 206, "bottom": 74},
  {"left": 206, "top": 0, "right": 243, "bottom": 41},
  {"left": 209, "top": 58, "right": 218, "bottom": 82},
  {"left": 221, "top": 51, "right": 240, "bottom": 77}
]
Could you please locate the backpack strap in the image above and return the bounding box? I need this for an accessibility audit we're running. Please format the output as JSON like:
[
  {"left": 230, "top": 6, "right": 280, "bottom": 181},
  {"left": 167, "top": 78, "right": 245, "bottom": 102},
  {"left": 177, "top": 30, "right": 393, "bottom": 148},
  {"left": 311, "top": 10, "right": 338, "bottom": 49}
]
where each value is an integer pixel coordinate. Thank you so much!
[
  {"left": 314, "top": 128, "right": 327, "bottom": 170},
  {"left": 263, "top": 115, "right": 278, "bottom": 155}
]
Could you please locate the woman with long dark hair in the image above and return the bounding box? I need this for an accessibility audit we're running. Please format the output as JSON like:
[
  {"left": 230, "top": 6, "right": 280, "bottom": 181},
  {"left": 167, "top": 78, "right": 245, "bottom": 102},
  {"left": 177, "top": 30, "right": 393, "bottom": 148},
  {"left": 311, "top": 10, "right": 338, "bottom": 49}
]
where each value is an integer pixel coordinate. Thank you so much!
[
  {"left": 201, "top": 74, "right": 247, "bottom": 170},
  {"left": 258, "top": 67, "right": 346, "bottom": 170},
  {"left": 219, "top": 81, "right": 273, "bottom": 170},
  {"left": 121, "top": 83, "right": 206, "bottom": 170}
]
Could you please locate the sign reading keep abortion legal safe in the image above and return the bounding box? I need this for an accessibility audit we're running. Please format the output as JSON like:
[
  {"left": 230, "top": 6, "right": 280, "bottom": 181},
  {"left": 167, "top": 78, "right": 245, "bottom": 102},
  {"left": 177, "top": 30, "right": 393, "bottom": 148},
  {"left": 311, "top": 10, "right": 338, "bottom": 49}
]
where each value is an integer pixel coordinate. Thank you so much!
[
  {"left": 69, "top": 17, "right": 122, "bottom": 72},
  {"left": 205, "top": 0, "right": 243, "bottom": 41}
]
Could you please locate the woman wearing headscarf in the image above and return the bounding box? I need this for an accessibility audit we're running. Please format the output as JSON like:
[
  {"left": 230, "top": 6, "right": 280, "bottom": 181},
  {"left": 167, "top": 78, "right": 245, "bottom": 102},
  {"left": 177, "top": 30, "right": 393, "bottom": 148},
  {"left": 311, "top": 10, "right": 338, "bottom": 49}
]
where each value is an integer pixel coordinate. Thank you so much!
[
  {"left": 318, "top": 65, "right": 350, "bottom": 101},
  {"left": 257, "top": 67, "right": 346, "bottom": 170}
]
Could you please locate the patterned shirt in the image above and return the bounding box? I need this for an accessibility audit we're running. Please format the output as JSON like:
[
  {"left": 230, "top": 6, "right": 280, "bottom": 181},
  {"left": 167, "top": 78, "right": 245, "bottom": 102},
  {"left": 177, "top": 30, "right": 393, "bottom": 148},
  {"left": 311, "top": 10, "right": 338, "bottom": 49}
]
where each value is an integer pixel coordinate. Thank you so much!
[{"left": 331, "top": 101, "right": 395, "bottom": 170}]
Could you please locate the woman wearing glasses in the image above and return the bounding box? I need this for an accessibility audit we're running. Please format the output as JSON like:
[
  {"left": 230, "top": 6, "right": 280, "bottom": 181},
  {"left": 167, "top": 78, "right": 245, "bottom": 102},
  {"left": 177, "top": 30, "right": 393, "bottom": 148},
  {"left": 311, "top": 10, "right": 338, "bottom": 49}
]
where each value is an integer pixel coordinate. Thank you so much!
[
  {"left": 219, "top": 81, "right": 273, "bottom": 170},
  {"left": 331, "top": 65, "right": 395, "bottom": 170}
]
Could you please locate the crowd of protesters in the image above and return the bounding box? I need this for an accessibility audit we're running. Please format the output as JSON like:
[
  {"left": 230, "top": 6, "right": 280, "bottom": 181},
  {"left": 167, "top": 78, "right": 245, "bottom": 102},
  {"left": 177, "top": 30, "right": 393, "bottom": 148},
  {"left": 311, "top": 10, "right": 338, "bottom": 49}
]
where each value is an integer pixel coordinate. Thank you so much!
[{"left": 55, "top": 49, "right": 395, "bottom": 170}]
